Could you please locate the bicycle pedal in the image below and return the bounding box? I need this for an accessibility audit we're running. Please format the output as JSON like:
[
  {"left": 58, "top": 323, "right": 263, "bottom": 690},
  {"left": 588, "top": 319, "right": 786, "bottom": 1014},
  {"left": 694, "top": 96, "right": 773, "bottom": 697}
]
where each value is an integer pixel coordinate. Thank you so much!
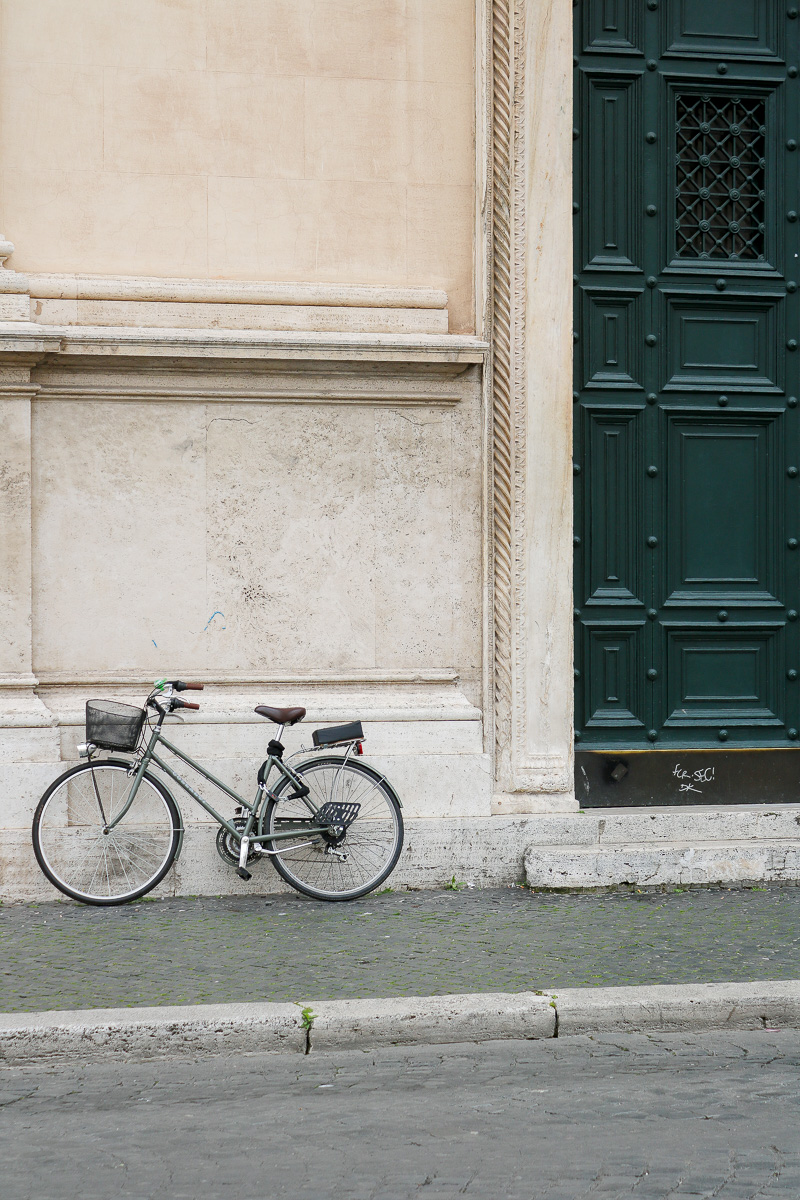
[{"left": 236, "top": 867, "right": 252, "bottom": 881}]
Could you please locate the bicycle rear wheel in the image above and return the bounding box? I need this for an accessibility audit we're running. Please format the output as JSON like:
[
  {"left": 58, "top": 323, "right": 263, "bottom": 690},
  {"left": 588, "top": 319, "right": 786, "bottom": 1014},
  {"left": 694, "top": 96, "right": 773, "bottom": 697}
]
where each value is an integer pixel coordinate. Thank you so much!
[
  {"left": 262, "top": 757, "right": 404, "bottom": 901},
  {"left": 32, "top": 761, "right": 181, "bottom": 905}
]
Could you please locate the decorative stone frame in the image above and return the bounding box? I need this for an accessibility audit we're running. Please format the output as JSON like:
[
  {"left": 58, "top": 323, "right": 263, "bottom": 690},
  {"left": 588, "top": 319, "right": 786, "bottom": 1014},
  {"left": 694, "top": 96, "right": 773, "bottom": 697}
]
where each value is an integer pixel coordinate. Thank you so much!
[{"left": 486, "top": 0, "right": 576, "bottom": 811}]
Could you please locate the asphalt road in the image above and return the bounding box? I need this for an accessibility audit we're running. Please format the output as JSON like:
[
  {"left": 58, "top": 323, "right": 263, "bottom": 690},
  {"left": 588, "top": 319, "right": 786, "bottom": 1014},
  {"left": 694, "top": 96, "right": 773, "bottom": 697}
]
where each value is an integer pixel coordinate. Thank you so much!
[
  {"left": 2, "top": 1031, "right": 798, "bottom": 1199},
  {"left": 5, "top": 885, "right": 800, "bottom": 1012}
]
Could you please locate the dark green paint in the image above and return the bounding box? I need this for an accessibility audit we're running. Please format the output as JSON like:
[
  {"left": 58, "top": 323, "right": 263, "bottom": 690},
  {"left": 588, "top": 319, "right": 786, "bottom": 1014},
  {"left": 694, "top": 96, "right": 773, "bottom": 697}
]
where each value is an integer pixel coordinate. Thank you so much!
[{"left": 574, "top": 0, "right": 800, "bottom": 752}]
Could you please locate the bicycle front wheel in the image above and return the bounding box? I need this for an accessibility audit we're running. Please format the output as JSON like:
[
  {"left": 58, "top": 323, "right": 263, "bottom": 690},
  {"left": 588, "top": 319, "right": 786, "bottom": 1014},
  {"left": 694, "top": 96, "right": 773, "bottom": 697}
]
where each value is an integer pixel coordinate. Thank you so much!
[
  {"left": 32, "top": 761, "right": 181, "bottom": 905},
  {"left": 262, "top": 757, "right": 404, "bottom": 901}
]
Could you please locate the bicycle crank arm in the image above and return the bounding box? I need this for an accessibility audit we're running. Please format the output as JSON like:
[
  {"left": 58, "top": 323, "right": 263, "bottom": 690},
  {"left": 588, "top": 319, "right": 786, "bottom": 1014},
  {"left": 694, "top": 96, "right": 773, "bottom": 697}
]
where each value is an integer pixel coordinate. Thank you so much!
[{"left": 236, "top": 836, "right": 252, "bottom": 880}]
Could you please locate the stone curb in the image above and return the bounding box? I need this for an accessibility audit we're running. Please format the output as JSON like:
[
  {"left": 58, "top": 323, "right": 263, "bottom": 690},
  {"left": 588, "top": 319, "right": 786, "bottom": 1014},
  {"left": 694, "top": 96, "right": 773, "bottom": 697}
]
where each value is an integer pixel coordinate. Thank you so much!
[
  {"left": 1, "top": 981, "right": 799, "bottom": 1066},
  {"left": 0, "top": 1001, "right": 306, "bottom": 1065},
  {"left": 552, "top": 980, "right": 800, "bottom": 1036},
  {"left": 308, "top": 992, "right": 556, "bottom": 1051}
]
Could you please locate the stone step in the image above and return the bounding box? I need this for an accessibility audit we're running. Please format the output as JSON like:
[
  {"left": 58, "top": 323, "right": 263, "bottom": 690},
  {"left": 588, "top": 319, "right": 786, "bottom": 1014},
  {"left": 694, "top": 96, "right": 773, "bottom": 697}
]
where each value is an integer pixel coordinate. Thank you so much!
[{"left": 523, "top": 806, "right": 800, "bottom": 890}]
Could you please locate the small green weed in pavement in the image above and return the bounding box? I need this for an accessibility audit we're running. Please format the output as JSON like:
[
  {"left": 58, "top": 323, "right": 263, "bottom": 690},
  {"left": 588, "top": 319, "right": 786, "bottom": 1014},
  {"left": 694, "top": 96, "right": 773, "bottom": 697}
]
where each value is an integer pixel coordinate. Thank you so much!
[
  {"left": 298, "top": 1005, "right": 316, "bottom": 1031},
  {"left": 446, "top": 876, "right": 467, "bottom": 891}
]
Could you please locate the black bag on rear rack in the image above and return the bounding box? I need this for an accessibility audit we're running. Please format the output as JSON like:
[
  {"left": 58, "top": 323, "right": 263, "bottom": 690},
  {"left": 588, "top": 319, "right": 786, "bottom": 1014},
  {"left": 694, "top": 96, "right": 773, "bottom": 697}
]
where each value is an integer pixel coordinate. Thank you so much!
[{"left": 312, "top": 721, "right": 364, "bottom": 747}]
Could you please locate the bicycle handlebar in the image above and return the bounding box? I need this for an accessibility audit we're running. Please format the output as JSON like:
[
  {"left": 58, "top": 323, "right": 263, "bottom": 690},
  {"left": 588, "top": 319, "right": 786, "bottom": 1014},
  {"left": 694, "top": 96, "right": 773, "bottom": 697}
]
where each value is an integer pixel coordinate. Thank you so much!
[
  {"left": 154, "top": 679, "right": 205, "bottom": 693},
  {"left": 173, "top": 697, "right": 200, "bottom": 711}
]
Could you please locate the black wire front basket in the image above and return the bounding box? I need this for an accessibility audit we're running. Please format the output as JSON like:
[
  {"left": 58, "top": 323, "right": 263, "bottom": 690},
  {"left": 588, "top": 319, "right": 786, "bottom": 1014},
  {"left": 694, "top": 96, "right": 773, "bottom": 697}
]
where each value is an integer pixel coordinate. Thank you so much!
[{"left": 86, "top": 700, "right": 147, "bottom": 752}]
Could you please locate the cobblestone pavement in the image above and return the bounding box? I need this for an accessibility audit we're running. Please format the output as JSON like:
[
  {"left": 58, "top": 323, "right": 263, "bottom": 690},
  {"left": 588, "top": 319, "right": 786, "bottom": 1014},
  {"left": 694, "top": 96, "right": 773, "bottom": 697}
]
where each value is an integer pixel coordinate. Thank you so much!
[
  {"left": 2, "top": 885, "right": 800, "bottom": 1013},
  {"left": 1, "top": 1031, "right": 798, "bottom": 1199}
]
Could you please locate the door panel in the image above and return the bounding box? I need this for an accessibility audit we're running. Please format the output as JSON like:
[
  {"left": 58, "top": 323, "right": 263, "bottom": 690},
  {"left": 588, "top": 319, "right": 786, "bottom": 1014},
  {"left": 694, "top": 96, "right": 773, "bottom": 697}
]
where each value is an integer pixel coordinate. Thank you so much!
[
  {"left": 665, "top": 414, "right": 781, "bottom": 601},
  {"left": 663, "top": 1, "right": 782, "bottom": 63},
  {"left": 581, "top": 1, "right": 642, "bottom": 57},
  {"left": 664, "top": 297, "right": 779, "bottom": 390},
  {"left": 574, "top": 2, "right": 800, "bottom": 754},
  {"left": 582, "top": 288, "right": 644, "bottom": 387},
  {"left": 663, "top": 626, "right": 784, "bottom": 727},
  {"left": 582, "top": 623, "right": 647, "bottom": 729},
  {"left": 584, "top": 407, "right": 644, "bottom": 603},
  {"left": 581, "top": 75, "right": 642, "bottom": 270}
]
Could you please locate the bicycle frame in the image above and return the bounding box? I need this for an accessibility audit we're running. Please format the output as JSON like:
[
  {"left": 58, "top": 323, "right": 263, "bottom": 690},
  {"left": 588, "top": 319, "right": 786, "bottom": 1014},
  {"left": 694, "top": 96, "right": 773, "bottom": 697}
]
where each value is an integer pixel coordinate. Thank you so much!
[{"left": 103, "top": 711, "right": 327, "bottom": 849}]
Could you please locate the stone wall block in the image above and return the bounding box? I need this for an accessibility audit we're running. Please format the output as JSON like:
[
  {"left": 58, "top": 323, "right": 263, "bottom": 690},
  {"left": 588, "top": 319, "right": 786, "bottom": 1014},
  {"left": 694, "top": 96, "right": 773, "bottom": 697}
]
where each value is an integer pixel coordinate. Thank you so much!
[
  {"left": 0, "top": 392, "right": 33, "bottom": 674},
  {"left": 524, "top": 842, "right": 800, "bottom": 890}
]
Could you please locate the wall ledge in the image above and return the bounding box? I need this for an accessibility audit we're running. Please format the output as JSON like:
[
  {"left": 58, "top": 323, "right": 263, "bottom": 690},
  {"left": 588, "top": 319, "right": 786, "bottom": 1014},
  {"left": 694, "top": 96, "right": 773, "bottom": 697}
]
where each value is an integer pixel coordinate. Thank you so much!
[
  {"left": 26, "top": 275, "right": 449, "bottom": 310},
  {"left": 0, "top": 322, "right": 487, "bottom": 368}
]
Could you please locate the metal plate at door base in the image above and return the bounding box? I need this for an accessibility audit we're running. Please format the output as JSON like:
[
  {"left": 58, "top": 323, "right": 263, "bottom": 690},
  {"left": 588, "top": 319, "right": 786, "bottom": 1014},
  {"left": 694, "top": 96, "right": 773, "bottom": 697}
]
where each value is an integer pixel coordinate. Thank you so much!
[{"left": 576, "top": 750, "right": 800, "bottom": 809}]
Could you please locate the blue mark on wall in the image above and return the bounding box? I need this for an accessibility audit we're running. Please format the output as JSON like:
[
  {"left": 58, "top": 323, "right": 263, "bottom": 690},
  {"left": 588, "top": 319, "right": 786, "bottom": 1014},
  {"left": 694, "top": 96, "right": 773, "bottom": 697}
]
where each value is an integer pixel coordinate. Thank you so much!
[
  {"left": 152, "top": 640, "right": 158, "bottom": 648},
  {"left": 204, "top": 611, "right": 226, "bottom": 631}
]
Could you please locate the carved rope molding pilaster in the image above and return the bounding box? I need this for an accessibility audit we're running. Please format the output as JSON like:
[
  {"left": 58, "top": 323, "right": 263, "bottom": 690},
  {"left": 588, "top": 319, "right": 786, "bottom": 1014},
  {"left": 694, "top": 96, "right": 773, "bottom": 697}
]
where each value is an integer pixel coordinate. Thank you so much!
[{"left": 491, "top": 0, "right": 527, "bottom": 790}]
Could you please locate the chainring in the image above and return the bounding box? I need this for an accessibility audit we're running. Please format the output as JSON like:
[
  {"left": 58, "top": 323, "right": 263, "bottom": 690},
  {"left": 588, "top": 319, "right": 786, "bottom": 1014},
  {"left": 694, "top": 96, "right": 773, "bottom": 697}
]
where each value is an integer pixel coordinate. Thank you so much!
[{"left": 215, "top": 818, "right": 259, "bottom": 867}]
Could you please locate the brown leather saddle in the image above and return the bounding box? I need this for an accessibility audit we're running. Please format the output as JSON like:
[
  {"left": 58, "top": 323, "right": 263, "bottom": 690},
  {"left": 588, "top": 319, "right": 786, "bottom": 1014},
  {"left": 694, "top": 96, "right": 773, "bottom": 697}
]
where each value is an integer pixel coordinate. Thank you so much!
[{"left": 254, "top": 704, "right": 306, "bottom": 726}]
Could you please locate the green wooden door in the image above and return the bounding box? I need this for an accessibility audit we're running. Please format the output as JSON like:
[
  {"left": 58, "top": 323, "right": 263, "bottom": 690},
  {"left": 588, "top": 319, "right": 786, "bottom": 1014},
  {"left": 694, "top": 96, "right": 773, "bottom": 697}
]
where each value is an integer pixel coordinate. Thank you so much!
[{"left": 574, "top": 1, "right": 800, "bottom": 750}]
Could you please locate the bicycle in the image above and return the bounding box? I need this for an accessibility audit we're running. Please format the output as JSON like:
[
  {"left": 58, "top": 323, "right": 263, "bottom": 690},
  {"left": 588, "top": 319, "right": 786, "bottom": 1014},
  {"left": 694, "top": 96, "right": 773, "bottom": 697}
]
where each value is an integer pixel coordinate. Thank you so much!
[{"left": 32, "top": 679, "right": 404, "bottom": 905}]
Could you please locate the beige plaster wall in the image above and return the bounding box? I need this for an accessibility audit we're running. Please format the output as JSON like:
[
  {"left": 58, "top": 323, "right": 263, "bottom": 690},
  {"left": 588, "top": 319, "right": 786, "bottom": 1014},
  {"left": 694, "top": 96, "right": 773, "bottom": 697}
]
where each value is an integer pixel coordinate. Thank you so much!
[
  {"left": 0, "top": 0, "right": 476, "bottom": 331},
  {"left": 29, "top": 372, "right": 483, "bottom": 693}
]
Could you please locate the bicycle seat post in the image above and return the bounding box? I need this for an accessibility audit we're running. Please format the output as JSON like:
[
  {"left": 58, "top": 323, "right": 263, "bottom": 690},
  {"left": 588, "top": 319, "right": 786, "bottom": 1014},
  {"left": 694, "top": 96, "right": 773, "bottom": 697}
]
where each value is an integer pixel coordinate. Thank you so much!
[{"left": 265, "top": 723, "right": 286, "bottom": 762}]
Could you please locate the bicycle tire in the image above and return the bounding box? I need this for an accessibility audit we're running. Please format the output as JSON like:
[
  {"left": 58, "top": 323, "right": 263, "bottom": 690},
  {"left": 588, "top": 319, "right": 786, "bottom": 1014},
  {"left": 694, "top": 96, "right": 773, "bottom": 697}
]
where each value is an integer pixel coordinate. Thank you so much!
[
  {"left": 261, "top": 756, "right": 404, "bottom": 901},
  {"left": 32, "top": 760, "right": 181, "bottom": 906}
]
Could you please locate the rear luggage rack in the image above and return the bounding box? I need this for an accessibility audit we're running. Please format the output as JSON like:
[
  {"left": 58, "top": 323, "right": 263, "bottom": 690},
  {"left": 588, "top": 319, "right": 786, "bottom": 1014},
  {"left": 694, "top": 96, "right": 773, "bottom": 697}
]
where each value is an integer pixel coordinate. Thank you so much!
[
  {"left": 312, "top": 720, "right": 364, "bottom": 747},
  {"left": 314, "top": 801, "right": 361, "bottom": 830}
]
